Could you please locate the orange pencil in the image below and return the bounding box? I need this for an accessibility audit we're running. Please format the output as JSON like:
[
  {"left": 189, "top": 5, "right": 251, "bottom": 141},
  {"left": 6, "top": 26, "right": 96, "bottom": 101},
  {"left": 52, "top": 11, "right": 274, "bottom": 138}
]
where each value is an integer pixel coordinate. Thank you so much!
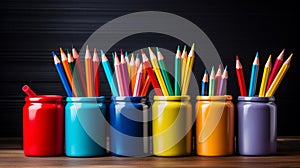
[
  {"left": 60, "top": 47, "right": 77, "bottom": 96},
  {"left": 85, "top": 45, "right": 94, "bottom": 97},
  {"left": 93, "top": 48, "right": 100, "bottom": 97},
  {"left": 140, "top": 75, "right": 151, "bottom": 96},
  {"left": 130, "top": 53, "right": 136, "bottom": 94}
]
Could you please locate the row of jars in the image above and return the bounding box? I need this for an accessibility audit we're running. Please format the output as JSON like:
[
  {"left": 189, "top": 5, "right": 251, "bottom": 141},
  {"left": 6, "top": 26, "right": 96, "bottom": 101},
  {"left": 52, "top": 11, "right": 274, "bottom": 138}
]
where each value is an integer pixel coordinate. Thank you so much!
[{"left": 23, "top": 95, "right": 277, "bottom": 157}]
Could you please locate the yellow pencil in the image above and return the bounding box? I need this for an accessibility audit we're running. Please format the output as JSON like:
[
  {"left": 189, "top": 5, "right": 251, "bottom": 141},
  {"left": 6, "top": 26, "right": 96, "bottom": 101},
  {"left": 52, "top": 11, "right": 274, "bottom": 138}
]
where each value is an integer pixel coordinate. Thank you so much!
[
  {"left": 181, "top": 43, "right": 195, "bottom": 95},
  {"left": 148, "top": 47, "right": 169, "bottom": 96},
  {"left": 265, "top": 53, "right": 293, "bottom": 97},
  {"left": 259, "top": 55, "right": 272, "bottom": 97},
  {"left": 181, "top": 45, "right": 187, "bottom": 88}
]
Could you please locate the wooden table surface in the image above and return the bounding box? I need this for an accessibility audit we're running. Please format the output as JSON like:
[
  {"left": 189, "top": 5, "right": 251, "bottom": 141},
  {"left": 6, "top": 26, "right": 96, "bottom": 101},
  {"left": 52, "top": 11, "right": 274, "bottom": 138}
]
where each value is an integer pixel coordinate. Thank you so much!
[{"left": 0, "top": 137, "right": 300, "bottom": 168}]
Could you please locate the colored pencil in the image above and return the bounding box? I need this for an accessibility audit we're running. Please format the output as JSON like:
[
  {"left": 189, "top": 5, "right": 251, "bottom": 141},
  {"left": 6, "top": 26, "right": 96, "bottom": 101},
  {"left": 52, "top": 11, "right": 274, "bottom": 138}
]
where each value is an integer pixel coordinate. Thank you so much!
[
  {"left": 248, "top": 52, "right": 259, "bottom": 96},
  {"left": 181, "top": 43, "right": 195, "bottom": 95},
  {"left": 85, "top": 45, "right": 94, "bottom": 97},
  {"left": 141, "top": 49, "right": 163, "bottom": 96},
  {"left": 135, "top": 53, "right": 140, "bottom": 72},
  {"left": 265, "top": 53, "right": 293, "bottom": 97},
  {"left": 72, "top": 46, "right": 87, "bottom": 96},
  {"left": 201, "top": 69, "right": 209, "bottom": 96},
  {"left": 114, "top": 52, "right": 125, "bottom": 96},
  {"left": 236, "top": 55, "right": 247, "bottom": 96},
  {"left": 52, "top": 51, "right": 73, "bottom": 97},
  {"left": 148, "top": 47, "right": 169, "bottom": 96},
  {"left": 218, "top": 65, "right": 228, "bottom": 95},
  {"left": 67, "top": 49, "right": 75, "bottom": 73},
  {"left": 208, "top": 66, "right": 216, "bottom": 96},
  {"left": 100, "top": 50, "right": 119, "bottom": 96},
  {"left": 93, "top": 48, "right": 100, "bottom": 97},
  {"left": 133, "top": 64, "right": 143, "bottom": 96},
  {"left": 258, "top": 55, "right": 272, "bottom": 97},
  {"left": 60, "top": 47, "right": 77, "bottom": 97},
  {"left": 215, "top": 64, "right": 222, "bottom": 95},
  {"left": 120, "top": 50, "right": 131, "bottom": 96},
  {"left": 22, "top": 85, "right": 37, "bottom": 97},
  {"left": 157, "top": 47, "right": 174, "bottom": 96},
  {"left": 266, "top": 49, "right": 285, "bottom": 91},
  {"left": 140, "top": 75, "right": 151, "bottom": 96},
  {"left": 174, "top": 45, "right": 181, "bottom": 96},
  {"left": 181, "top": 45, "right": 187, "bottom": 88},
  {"left": 130, "top": 53, "right": 136, "bottom": 94},
  {"left": 125, "top": 51, "right": 130, "bottom": 70}
]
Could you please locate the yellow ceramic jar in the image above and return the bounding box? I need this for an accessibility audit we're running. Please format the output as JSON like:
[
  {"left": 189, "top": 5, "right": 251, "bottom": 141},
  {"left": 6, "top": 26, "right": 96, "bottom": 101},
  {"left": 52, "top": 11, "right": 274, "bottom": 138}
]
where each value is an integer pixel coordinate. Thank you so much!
[
  {"left": 152, "top": 96, "right": 192, "bottom": 156},
  {"left": 195, "top": 95, "right": 234, "bottom": 156}
]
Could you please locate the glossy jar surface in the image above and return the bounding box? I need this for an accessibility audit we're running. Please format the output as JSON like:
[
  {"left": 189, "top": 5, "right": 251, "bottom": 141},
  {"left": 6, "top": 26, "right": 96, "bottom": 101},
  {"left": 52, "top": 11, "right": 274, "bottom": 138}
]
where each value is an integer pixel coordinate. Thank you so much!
[
  {"left": 237, "top": 96, "right": 277, "bottom": 155},
  {"left": 65, "top": 96, "right": 107, "bottom": 157},
  {"left": 109, "top": 96, "right": 150, "bottom": 157},
  {"left": 23, "top": 95, "right": 64, "bottom": 156},
  {"left": 152, "top": 96, "right": 192, "bottom": 156},
  {"left": 195, "top": 95, "right": 234, "bottom": 156}
]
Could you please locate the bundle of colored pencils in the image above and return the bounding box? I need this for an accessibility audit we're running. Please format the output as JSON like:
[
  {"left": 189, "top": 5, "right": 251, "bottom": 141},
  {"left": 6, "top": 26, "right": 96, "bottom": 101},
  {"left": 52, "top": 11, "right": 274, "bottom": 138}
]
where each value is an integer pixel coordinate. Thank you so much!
[
  {"left": 52, "top": 43, "right": 196, "bottom": 97},
  {"left": 51, "top": 45, "right": 100, "bottom": 97},
  {"left": 235, "top": 49, "right": 293, "bottom": 97},
  {"left": 200, "top": 64, "right": 228, "bottom": 96}
]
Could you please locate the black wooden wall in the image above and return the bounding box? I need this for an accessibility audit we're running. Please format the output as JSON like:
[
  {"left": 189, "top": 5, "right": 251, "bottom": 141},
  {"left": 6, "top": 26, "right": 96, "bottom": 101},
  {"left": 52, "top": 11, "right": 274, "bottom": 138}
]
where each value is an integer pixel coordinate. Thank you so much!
[{"left": 0, "top": 0, "right": 298, "bottom": 137}]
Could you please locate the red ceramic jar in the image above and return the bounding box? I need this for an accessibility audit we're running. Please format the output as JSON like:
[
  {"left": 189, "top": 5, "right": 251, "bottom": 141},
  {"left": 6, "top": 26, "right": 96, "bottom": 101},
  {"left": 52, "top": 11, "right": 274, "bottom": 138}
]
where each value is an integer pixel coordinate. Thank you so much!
[{"left": 23, "top": 95, "right": 64, "bottom": 156}]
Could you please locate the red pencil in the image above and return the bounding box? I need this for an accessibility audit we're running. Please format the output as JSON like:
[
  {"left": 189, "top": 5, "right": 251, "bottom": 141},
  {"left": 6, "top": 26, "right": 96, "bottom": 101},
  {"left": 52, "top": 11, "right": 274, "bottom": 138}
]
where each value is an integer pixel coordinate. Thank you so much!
[
  {"left": 236, "top": 55, "right": 247, "bottom": 96},
  {"left": 93, "top": 48, "right": 100, "bottom": 97},
  {"left": 140, "top": 75, "right": 151, "bottom": 96},
  {"left": 266, "top": 48, "right": 285, "bottom": 91},
  {"left": 141, "top": 49, "right": 163, "bottom": 96}
]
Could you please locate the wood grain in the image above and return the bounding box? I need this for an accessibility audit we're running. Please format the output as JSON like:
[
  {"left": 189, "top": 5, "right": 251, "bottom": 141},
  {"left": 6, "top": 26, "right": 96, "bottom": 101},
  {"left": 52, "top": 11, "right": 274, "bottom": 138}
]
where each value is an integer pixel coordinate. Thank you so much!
[{"left": 0, "top": 137, "right": 299, "bottom": 167}]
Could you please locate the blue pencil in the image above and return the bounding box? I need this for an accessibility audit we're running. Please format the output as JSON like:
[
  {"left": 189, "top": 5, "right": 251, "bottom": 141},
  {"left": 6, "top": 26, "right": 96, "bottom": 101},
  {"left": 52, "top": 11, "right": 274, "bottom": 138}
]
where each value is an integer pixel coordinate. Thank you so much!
[
  {"left": 100, "top": 50, "right": 119, "bottom": 96},
  {"left": 52, "top": 51, "right": 73, "bottom": 97},
  {"left": 248, "top": 52, "right": 260, "bottom": 96},
  {"left": 201, "top": 69, "right": 209, "bottom": 96}
]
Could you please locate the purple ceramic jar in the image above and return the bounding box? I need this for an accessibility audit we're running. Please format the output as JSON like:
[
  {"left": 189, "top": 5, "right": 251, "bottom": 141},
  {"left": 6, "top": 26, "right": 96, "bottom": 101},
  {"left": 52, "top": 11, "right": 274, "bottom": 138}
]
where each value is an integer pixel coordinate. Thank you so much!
[{"left": 237, "top": 96, "right": 277, "bottom": 155}]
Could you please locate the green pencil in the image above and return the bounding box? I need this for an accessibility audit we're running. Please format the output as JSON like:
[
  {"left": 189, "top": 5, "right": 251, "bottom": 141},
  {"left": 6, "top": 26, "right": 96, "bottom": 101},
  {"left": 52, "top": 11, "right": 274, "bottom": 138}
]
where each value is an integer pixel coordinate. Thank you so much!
[{"left": 157, "top": 47, "right": 174, "bottom": 96}]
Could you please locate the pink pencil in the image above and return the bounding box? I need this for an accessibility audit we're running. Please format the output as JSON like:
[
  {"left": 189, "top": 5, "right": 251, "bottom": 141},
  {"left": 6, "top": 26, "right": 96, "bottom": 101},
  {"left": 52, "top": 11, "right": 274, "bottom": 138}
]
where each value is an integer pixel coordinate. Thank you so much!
[
  {"left": 120, "top": 50, "right": 131, "bottom": 96},
  {"left": 133, "top": 64, "right": 143, "bottom": 96},
  {"left": 114, "top": 52, "right": 125, "bottom": 96}
]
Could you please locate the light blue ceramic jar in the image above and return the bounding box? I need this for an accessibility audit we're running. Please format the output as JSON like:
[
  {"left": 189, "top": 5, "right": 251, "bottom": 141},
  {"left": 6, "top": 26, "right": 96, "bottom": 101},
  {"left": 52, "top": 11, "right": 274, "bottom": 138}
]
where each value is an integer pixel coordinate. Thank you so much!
[{"left": 65, "top": 96, "right": 107, "bottom": 157}]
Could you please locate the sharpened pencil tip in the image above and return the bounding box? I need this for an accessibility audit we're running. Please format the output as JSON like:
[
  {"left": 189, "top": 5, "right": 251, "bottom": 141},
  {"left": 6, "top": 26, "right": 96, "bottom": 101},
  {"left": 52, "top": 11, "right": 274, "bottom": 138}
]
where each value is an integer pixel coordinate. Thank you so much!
[
  {"left": 100, "top": 50, "right": 104, "bottom": 56},
  {"left": 156, "top": 47, "right": 160, "bottom": 53},
  {"left": 177, "top": 45, "right": 180, "bottom": 51},
  {"left": 51, "top": 51, "right": 56, "bottom": 57},
  {"left": 183, "top": 45, "right": 186, "bottom": 52},
  {"left": 140, "top": 49, "right": 145, "bottom": 55},
  {"left": 255, "top": 51, "right": 259, "bottom": 57},
  {"left": 148, "top": 47, "right": 153, "bottom": 53}
]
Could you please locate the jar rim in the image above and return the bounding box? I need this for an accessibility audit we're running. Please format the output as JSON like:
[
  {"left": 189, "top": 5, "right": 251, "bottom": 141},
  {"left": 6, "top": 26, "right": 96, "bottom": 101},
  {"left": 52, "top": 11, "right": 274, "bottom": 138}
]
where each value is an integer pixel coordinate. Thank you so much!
[
  {"left": 153, "top": 95, "right": 190, "bottom": 101},
  {"left": 25, "top": 95, "right": 63, "bottom": 102},
  {"left": 238, "top": 96, "right": 275, "bottom": 102},
  {"left": 196, "top": 95, "right": 232, "bottom": 101},
  {"left": 111, "top": 96, "right": 146, "bottom": 102},
  {"left": 66, "top": 96, "right": 105, "bottom": 102}
]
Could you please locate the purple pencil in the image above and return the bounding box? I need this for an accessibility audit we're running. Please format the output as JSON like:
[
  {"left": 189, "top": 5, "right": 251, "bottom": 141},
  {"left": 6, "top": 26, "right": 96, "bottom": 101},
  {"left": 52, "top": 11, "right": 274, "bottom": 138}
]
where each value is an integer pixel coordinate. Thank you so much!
[{"left": 217, "top": 65, "right": 228, "bottom": 95}]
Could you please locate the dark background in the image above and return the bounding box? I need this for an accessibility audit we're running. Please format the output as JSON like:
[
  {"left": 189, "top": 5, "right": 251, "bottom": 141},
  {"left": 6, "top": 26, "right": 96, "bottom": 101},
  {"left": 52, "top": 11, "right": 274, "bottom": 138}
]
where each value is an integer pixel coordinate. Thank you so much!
[{"left": 0, "top": 0, "right": 298, "bottom": 137}]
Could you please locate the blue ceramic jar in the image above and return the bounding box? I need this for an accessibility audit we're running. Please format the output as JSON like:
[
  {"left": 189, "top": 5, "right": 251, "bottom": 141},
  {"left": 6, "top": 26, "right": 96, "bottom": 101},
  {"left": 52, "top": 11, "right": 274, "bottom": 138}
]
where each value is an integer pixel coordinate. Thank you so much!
[{"left": 109, "top": 96, "right": 150, "bottom": 157}]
